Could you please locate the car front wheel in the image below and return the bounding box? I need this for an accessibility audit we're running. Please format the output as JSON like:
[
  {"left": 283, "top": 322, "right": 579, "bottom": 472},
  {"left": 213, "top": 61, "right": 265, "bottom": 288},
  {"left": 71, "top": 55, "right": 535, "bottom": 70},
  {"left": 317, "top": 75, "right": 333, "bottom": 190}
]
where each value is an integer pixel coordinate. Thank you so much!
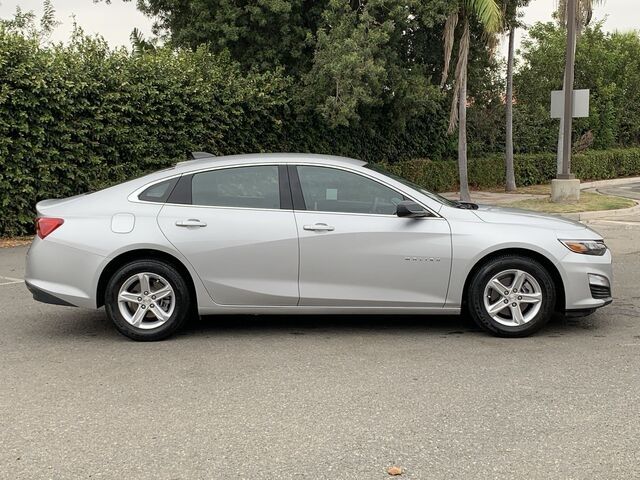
[
  {"left": 467, "top": 255, "right": 556, "bottom": 337},
  {"left": 105, "top": 259, "right": 192, "bottom": 341}
]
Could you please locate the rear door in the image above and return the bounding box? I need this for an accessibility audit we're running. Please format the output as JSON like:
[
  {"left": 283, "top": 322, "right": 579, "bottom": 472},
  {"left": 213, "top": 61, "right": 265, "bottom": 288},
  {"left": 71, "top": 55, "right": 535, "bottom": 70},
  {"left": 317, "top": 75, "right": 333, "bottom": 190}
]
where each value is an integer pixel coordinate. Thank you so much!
[
  {"left": 291, "top": 165, "right": 452, "bottom": 307},
  {"left": 157, "top": 164, "right": 299, "bottom": 306}
]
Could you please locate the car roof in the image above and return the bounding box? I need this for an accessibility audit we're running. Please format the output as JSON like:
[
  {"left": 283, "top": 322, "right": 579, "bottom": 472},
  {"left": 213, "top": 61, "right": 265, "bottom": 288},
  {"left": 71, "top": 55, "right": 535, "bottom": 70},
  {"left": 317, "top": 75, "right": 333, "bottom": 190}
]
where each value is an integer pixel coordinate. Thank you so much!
[{"left": 174, "top": 153, "right": 367, "bottom": 173}]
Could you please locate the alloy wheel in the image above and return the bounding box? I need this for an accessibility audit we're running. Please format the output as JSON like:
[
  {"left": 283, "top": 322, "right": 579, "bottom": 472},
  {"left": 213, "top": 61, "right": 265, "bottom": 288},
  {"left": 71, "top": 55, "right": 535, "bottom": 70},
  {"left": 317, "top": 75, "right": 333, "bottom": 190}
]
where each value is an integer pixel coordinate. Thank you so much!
[
  {"left": 117, "top": 272, "right": 175, "bottom": 329},
  {"left": 482, "top": 269, "right": 543, "bottom": 327}
]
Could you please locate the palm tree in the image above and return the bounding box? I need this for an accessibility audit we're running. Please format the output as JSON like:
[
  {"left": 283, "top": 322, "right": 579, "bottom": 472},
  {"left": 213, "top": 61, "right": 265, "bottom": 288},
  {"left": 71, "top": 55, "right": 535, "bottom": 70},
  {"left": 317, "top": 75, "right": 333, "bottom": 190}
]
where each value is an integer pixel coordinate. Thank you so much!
[
  {"left": 441, "top": 0, "right": 502, "bottom": 202},
  {"left": 503, "top": 0, "right": 530, "bottom": 193},
  {"left": 554, "top": 0, "right": 603, "bottom": 173}
]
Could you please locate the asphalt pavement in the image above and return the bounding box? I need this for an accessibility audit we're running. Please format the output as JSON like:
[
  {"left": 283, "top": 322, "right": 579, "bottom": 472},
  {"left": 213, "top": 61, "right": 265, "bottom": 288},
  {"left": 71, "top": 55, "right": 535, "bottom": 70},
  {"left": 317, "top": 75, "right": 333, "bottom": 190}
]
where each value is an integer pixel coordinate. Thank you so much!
[
  {"left": 597, "top": 181, "right": 640, "bottom": 200},
  {"left": 1, "top": 215, "right": 639, "bottom": 479}
]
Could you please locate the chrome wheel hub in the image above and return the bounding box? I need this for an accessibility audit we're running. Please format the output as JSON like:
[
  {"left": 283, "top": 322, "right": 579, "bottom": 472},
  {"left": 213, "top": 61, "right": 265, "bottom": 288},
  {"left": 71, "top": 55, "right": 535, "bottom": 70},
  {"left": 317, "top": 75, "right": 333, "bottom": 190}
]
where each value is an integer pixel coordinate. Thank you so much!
[
  {"left": 483, "top": 269, "right": 542, "bottom": 327},
  {"left": 117, "top": 272, "right": 175, "bottom": 329}
]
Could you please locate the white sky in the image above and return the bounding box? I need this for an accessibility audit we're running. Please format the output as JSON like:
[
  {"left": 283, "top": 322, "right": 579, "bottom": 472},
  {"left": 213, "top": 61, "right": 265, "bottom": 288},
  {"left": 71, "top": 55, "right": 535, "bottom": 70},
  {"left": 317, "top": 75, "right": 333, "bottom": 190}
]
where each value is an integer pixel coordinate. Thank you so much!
[
  {"left": 504, "top": 0, "right": 639, "bottom": 57},
  {"left": 0, "top": 0, "right": 154, "bottom": 46},
  {"left": 0, "top": 1, "right": 638, "bottom": 53}
]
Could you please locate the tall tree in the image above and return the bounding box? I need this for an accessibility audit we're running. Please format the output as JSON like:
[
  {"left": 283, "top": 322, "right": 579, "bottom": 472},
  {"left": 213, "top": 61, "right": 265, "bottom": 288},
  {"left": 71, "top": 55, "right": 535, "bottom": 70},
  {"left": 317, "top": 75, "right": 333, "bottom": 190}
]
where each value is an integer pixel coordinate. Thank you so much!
[
  {"left": 440, "top": 0, "right": 502, "bottom": 201},
  {"left": 302, "top": 0, "right": 451, "bottom": 128},
  {"left": 503, "top": 0, "right": 530, "bottom": 192},
  {"left": 554, "top": 0, "right": 603, "bottom": 173},
  {"left": 111, "top": 0, "right": 328, "bottom": 75}
]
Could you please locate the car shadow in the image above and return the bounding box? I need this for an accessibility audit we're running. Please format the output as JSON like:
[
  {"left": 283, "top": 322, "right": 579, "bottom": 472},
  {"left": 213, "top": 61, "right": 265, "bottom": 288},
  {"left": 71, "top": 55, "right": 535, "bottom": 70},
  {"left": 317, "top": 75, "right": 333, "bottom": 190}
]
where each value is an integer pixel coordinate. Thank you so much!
[
  {"left": 32, "top": 307, "right": 605, "bottom": 341},
  {"left": 185, "top": 313, "right": 483, "bottom": 337}
]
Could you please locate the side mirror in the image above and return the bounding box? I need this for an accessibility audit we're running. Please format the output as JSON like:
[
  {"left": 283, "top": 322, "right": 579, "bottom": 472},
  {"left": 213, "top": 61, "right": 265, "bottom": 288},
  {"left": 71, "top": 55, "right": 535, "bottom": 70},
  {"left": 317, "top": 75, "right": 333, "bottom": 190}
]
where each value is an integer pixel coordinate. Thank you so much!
[{"left": 396, "top": 200, "right": 429, "bottom": 218}]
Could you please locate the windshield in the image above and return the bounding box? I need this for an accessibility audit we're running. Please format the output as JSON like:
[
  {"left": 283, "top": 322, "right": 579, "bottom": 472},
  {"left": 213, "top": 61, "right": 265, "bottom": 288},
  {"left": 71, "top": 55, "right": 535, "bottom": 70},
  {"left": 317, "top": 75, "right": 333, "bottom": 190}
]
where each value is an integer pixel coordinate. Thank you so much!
[{"left": 365, "top": 163, "right": 458, "bottom": 207}]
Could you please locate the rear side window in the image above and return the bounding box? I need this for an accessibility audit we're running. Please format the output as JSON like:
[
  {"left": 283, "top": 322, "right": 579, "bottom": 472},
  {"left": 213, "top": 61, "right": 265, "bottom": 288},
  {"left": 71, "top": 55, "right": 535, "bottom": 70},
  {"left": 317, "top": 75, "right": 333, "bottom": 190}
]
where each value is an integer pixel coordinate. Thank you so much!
[
  {"left": 138, "top": 177, "right": 178, "bottom": 203},
  {"left": 191, "top": 166, "right": 280, "bottom": 209}
]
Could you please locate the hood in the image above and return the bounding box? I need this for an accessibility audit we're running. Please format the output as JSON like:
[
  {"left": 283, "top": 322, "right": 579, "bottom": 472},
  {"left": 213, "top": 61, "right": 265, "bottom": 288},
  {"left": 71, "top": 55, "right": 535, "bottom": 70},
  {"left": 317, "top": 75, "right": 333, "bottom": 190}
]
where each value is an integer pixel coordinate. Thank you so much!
[{"left": 472, "top": 204, "right": 589, "bottom": 232}]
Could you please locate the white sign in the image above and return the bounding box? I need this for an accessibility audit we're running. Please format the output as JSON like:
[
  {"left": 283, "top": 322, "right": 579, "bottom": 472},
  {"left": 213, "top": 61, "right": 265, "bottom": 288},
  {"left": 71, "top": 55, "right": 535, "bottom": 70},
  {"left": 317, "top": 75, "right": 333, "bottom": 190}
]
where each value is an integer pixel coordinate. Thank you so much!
[{"left": 550, "top": 89, "right": 590, "bottom": 118}]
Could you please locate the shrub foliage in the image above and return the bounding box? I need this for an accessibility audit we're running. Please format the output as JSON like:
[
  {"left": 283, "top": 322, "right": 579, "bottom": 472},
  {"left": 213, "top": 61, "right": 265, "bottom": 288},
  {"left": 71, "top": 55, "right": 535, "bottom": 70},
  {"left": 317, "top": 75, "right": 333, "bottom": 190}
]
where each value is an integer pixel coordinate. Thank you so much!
[
  {"left": 2, "top": 18, "right": 640, "bottom": 235},
  {"left": 381, "top": 148, "right": 640, "bottom": 193}
]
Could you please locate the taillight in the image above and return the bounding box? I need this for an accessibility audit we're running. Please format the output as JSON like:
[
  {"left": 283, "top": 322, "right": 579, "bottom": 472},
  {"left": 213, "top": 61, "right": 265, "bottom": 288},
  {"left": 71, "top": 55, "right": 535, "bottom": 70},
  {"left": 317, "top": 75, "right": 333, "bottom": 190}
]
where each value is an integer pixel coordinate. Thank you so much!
[{"left": 36, "top": 217, "right": 64, "bottom": 239}]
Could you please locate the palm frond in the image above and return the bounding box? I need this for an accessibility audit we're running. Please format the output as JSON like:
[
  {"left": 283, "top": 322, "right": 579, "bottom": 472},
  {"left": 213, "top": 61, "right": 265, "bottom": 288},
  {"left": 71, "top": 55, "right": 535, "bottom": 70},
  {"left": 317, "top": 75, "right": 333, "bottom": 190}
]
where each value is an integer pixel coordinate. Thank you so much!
[
  {"left": 464, "top": 0, "right": 502, "bottom": 33},
  {"left": 557, "top": 0, "right": 604, "bottom": 31},
  {"left": 440, "top": 12, "right": 458, "bottom": 88}
]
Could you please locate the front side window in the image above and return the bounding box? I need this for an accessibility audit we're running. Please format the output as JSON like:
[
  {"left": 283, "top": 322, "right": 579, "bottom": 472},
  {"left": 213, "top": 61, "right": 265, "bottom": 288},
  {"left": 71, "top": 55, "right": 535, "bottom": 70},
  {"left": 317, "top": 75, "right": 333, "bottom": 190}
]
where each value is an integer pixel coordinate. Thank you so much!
[
  {"left": 191, "top": 166, "right": 280, "bottom": 209},
  {"left": 296, "top": 166, "right": 404, "bottom": 215},
  {"left": 365, "top": 163, "right": 457, "bottom": 207}
]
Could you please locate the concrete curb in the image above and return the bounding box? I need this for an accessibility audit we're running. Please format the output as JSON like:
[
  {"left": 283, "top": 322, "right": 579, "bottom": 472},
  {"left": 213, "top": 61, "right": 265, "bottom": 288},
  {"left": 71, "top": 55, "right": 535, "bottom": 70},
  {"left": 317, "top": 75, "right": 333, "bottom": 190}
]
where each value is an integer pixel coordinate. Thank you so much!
[
  {"left": 558, "top": 200, "right": 640, "bottom": 221},
  {"left": 580, "top": 176, "right": 640, "bottom": 189}
]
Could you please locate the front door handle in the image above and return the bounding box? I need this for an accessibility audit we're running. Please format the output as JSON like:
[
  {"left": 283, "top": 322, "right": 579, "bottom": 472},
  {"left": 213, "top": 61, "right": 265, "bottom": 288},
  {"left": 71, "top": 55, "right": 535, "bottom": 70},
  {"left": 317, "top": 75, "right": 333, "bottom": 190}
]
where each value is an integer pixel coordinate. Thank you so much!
[
  {"left": 303, "top": 223, "right": 335, "bottom": 232},
  {"left": 175, "top": 219, "right": 207, "bottom": 227}
]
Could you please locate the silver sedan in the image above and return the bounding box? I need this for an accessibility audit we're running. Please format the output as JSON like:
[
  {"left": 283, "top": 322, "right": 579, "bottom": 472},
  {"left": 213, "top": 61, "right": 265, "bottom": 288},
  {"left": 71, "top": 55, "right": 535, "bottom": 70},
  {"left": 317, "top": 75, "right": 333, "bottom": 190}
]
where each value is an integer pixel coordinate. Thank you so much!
[{"left": 25, "top": 153, "right": 613, "bottom": 340}]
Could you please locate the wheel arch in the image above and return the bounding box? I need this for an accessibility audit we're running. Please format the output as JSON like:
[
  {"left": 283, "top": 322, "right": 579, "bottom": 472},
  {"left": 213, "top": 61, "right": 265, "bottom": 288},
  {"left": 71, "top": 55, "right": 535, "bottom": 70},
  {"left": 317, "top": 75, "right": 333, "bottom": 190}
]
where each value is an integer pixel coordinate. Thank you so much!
[
  {"left": 461, "top": 248, "right": 565, "bottom": 312},
  {"left": 96, "top": 248, "right": 198, "bottom": 309}
]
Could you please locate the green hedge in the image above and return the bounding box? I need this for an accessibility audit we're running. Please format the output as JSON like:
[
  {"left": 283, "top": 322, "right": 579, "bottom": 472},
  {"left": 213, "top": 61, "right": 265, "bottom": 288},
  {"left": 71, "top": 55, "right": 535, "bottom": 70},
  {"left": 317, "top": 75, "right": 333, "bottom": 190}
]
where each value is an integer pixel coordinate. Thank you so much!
[
  {"left": 379, "top": 148, "right": 640, "bottom": 192},
  {"left": 2, "top": 25, "right": 640, "bottom": 236},
  {"left": 0, "top": 28, "right": 453, "bottom": 235}
]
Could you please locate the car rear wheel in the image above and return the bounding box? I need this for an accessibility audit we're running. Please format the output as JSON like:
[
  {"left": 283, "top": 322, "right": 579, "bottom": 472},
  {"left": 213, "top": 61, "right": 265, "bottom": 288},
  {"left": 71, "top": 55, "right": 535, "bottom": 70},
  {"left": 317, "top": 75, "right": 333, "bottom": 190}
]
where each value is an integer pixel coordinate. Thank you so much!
[
  {"left": 105, "top": 259, "right": 191, "bottom": 341},
  {"left": 467, "top": 255, "right": 556, "bottom": 337}
]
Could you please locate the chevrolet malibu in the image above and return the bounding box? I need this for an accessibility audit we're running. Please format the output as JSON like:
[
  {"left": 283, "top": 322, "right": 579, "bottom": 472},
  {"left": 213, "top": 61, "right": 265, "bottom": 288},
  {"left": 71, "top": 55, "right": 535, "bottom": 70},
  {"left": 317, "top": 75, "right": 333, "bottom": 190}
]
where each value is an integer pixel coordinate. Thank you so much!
[{"left": 26, "top": 153, "right": 613, "bottom": 341}]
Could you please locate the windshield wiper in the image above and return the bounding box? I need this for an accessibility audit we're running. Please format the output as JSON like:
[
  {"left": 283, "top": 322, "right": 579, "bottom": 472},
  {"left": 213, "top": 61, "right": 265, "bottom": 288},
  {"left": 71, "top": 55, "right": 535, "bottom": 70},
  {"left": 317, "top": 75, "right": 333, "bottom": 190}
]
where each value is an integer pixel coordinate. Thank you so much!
[{"left": 455, "top": 201, "right": 479, "bottom": 210}]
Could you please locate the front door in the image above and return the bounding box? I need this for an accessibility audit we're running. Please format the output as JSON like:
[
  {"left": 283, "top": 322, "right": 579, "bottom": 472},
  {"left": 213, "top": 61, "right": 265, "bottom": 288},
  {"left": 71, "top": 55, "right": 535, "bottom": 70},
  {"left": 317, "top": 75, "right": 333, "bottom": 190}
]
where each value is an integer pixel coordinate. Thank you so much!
[
  {"left": 158, "top": 165, "right": 299, "bottom": 306},
  {"left": 291, "top": 165, "right": 452, "bottom": 307}
]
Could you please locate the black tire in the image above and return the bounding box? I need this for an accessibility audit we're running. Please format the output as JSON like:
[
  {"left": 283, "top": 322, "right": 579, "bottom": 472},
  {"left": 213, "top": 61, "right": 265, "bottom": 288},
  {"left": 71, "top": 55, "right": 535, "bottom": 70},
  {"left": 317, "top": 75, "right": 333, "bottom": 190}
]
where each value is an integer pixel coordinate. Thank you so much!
[
  {"left": 467, "top": 255, "right": 556, "bottom": 337},
  {"left": 105, "top": 259, "right": 192, "bottom": 341}
]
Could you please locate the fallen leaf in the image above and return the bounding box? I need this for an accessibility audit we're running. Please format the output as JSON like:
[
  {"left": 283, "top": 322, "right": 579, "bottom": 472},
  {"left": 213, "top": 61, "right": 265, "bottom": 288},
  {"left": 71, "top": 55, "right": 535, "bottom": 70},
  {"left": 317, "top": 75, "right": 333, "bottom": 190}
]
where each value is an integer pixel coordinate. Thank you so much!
[{"left": 387, "top": 466, "right": 403, "bottom": 476}]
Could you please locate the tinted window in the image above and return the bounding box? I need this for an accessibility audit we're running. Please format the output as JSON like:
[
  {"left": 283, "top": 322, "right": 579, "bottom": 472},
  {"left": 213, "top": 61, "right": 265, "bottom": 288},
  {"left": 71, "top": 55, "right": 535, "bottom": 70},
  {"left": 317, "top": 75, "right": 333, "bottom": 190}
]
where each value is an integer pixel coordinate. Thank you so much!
[
  {"left": 365, "top": 163, "right": 457, "bottom": 207},
  {"left": 138, "top": 177, "right": 178, "bottom": 203},
  {"left": 191, "top": 166, "right": 280, "bottom": 209},
  {"left": 297, "top": 166, "right": 404, "bottom": 215}
]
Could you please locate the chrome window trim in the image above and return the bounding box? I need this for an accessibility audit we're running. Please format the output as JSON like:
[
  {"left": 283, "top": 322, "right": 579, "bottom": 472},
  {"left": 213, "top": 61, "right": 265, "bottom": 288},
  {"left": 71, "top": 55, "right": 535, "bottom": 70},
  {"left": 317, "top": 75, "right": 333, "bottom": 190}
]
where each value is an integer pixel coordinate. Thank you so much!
[{"left": 127, "top": 161, "right": 442, "bottom": 218}]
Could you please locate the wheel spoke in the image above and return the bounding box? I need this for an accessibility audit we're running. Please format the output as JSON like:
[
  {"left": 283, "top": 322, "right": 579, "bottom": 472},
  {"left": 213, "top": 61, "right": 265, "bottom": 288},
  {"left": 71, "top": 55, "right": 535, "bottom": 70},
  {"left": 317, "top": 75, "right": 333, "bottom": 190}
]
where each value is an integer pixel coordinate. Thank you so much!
[
  {"left": 487, "top": 300, "right": 509, "bottom": 315},
  {"left": 138, "top": 273, "right": 151, "bottom": 294},
  {"left": 130, "top": 305, "right": 147, "bottom": 327},
  {"left": 490, "top": 279, "right": 508, "bottom": 295},
  {"left": 510, "top": 304, "right": 525, "bottom": 325},
  {"left": 152, "top": 286, "right": 172, "bottom": 301},
  {"left": 119, "top": 291, "right": 141, "bottom": 304},
  {"left": 150, "top": 303, "right": 170, "bottom": 322},
  {"left": 512, "top": 270, "right": 526, "bottom": 292},
  {"left": 519, "top": 292, "right": 542, "bottom": 304}
]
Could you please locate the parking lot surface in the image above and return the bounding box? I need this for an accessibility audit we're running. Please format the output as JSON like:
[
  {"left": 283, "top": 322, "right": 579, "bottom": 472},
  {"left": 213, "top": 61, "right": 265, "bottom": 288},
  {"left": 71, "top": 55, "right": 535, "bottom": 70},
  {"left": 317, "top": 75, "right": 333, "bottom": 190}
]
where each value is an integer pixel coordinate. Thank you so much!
[
  {"left": 598, "top": 181, "right": 640, "bottom": 200},
  {"left": 1, "top": 216, "right": 639, "bottom": 479}
]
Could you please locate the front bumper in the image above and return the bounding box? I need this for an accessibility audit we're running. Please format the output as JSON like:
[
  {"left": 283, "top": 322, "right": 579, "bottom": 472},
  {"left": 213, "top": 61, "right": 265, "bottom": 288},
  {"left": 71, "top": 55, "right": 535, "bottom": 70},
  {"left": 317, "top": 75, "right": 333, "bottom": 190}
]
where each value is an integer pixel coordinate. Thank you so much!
[{"left": 560, "top": 249, "right": 613, "bottom": 311}]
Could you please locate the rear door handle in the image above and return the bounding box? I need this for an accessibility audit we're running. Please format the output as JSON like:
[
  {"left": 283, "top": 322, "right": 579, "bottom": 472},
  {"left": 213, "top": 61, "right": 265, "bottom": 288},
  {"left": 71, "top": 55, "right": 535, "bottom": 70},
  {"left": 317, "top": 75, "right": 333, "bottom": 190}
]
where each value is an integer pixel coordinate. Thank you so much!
[
  {"left": 175, "top": 219, "right": 207, "bottom": 227},
  {"left": 303, "top": 223, "right": 335, "bottom": 232}
]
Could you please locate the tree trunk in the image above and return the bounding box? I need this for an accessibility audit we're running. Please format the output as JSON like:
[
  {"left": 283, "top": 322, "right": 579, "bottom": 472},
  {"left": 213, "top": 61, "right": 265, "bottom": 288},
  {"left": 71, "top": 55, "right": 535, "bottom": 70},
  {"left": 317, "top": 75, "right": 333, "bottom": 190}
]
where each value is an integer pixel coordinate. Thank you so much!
[
  {"left": 458, "top": 63, "right": 470, "bottom": 202},
  {"left": 556, "top": 17, "right": 579, "bottom": 174},
  {"left": 505, "top": 25, "right": 516, "bottom": 192}
]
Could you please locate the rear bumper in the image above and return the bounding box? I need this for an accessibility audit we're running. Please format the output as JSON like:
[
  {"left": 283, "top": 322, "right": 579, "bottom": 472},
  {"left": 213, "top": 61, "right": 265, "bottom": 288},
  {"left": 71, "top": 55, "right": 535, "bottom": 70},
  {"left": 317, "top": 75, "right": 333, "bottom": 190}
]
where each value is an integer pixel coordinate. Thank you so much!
[
  {"left": 25, "top": 236, "right": 105, "bottom": 309},
  {"left": 25, "top": 281, "right": 77, "bottom": 307}
]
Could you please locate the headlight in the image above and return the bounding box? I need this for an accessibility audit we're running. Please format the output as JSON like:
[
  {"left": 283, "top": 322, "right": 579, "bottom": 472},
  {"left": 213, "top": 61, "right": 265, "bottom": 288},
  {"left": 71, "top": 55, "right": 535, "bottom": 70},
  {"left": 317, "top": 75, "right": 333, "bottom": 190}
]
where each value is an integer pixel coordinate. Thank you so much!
[{"left": 560, "top": 239, "right": 608, "bottom": 256}]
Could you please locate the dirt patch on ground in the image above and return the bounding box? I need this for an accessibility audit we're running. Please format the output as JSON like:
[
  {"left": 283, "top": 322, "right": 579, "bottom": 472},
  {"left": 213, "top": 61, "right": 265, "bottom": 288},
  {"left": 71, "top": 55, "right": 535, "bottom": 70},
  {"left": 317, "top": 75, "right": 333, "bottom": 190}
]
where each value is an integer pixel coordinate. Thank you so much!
[{"left": 0, "top": 236, "right": 33, "bottom": 248}]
